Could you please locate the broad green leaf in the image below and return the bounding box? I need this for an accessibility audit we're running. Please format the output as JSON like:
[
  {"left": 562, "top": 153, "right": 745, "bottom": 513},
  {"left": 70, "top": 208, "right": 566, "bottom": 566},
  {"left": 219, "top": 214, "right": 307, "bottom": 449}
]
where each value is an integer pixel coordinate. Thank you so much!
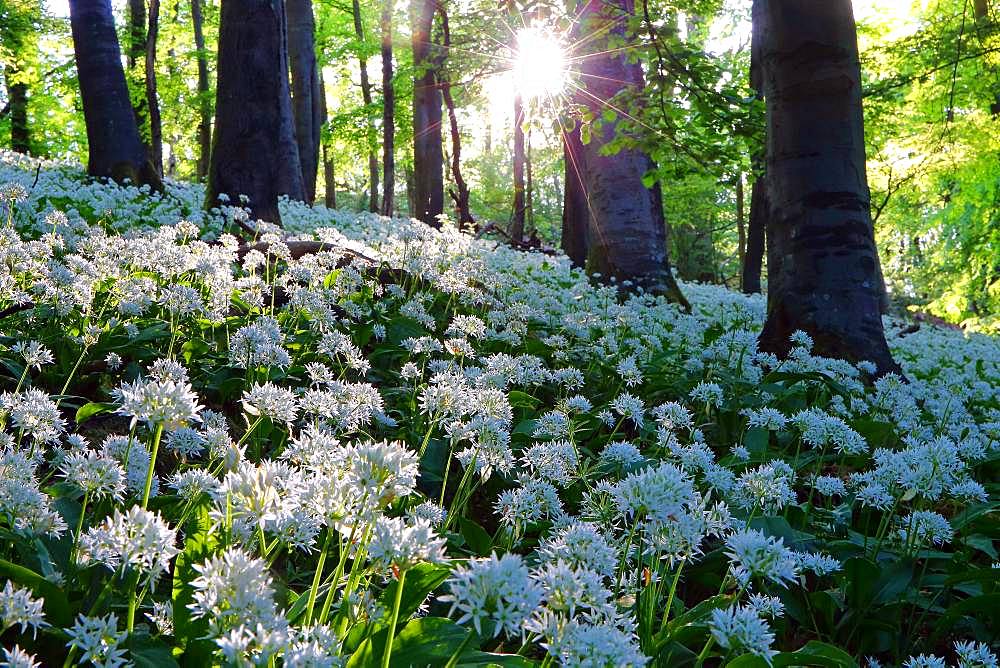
[
  {"left": 75, "top": 401, "right": 115, "bottom": 424},
  {"left": 459, "top": 518, "right": 492, "bottom": 557}
]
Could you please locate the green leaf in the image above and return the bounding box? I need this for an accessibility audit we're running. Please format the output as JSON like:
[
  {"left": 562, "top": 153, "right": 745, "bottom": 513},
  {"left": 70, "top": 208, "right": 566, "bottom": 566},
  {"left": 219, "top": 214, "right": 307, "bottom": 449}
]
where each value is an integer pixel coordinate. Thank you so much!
[
  {"left": 171, "top": 503, "right": 217, "bottom": 663},
  {"left": 459, "top": 518, "right": 492, "bottom": 556},
  {"left": 0, "top": 558, "right": 72, "bottom": 627},
  {"left": 127, "top": 633, "right": 180, "bottom": 668},
  {"left": 377, "top": 563, "right": 452, "bottom": 625},
  {"left": 773, "top": 641, "right": 858, "bottom": 668},
  {"left": 347, "top": 617, "right": 471, "bottom": 668},
  {"left": 655, "top": 594, "right": 734, "bottom": 649},
  {"left": 75, "top": 401, "right": 115, "bottom": 424},
  {"left": 743, "top": 427, "right": 770, "bottom": 454}
]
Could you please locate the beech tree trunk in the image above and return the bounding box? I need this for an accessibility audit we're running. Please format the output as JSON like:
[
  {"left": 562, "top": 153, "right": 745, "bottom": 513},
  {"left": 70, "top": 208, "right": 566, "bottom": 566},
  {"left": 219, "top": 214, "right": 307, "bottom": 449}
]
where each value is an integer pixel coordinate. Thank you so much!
[
  {"left": 438, "top": 5, "right": 473, "bottom": 225},
  {"left": 411, "top": 0, "right": 444, "bottom": 226},
  {"left": 574, "top": 0, "right": 686, "bottom": 303},
  {"left": 756, "top": 0, "right": 899, "bottom": 375},
  {"left": 511, "top": 93, "right": 526, "bottom": 241},
  {"left": 7, "top": 79, "right": 29, "bottom": 153},
  {"left": 561, "top": 117, "right": 589, "bottom": 268},
  {"left": 736, "top": 174, "right": 746, "bottom": 283},
  {"left": 352, "top": 0, "right": 379, "bottom": 212},
  {"left": 191, "top": 0, "right": 211, "bottom": 180},
  {"left": 742, "top": 172, "right": 766, "bottom": 294},
  {"left": 381, "top": 0, "right": 395, "bottom": 216},
  {"left": 287, "top": 0, "right": 322, "bottom": 202},
  {"left": 145, "top": 0, "right": 163, "bottom": 176},
  {"left": 0, "top": 15, "right": 31, "bottom": 154},
  {"left": 207, "top": 0, "right": 304, "bottom": 224},
  {"left": 69, "top": 0, "right": 161, "bottom": 188}
]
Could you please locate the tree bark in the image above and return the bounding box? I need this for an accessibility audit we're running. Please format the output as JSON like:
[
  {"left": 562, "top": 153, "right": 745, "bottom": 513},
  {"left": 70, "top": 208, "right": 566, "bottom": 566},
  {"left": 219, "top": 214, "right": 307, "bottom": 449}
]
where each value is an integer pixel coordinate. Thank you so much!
[
  {"left": 736, "top": 173, "right": 746, "bottom": 283},
  {"left": 0, "top": 12, "right": 32, "bottom": 154},
  {"left": 352, "top": 0, "right": 379, "bottom": 212},
  {"left": 756, "top": 0, "right": 899, "bottom": 375},
  {"left": 191, "top": 0, "right": 212, "bottom": 181},
  {"left": 410, "top": 0, "right": 444, "bottom": 226},
  {"left": 561, "top": 116, "right": 589, "bottom": 268},
  {"left": 742, "top": 172, "right": 766, "bottom": 294},
  {"left": 575, "top": 0, "right": 686, "bottom": 304},
  {"left": 380, "top": 0, "right": 395, "bottom": 216},
  {"left": 145, "top": 0, "right": 163, "bottom": 176},
  {"left": 319, "top": 69, "right": 336, "bottom": 209},
  {"left": 511, "top": 93, "right": 527, "bottom": 241},
  {"left": 437, "top": 5, "right": 473, "bottom": 225},
  {"left": 207, "top": 0, "right": 304, "bottom": 224},
  {"left": 287, "top": 0, "right": 322, "bottom": 202},
  {"left": 69, "top": 0, "right": 161, "bottom": 189},
  {"left": 526, "top": 127, "right": 535, "bottom": 236}
]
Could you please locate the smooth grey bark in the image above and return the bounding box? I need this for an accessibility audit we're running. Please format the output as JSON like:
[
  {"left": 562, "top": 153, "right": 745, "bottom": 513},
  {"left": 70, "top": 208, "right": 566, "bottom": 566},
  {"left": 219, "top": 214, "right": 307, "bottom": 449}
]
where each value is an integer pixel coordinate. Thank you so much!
[
  {"left": 287, "top": 0, "right": 322, "bottom": 202},
  {"left": 145, "top": 0, "right": 163, "bottom": 175},
  {"left": 410, "top": 0, "right": 443, "bottom": 226},
  {"left": 191, "top": 0, "right": 211, "bottom": 180},
  {"left": 511, "top": 93, "right": 526, "bottom": 241},
  {"left": 69, "top": 0, "right": 161, "bottom": 188},
  {"left": 756, "top": 0, "right": 899, "bottom": 375},
  {"left": 575, "top": 0, "right": 686, "bottom": 304},
  {"left": 380, "top": 0, "right": 395, "bottom": 216},
  {"left": 352, "top": 0, "right": 379, "bottom": 212},
  {"left": 207, "top": 0, "right": 304, "bottom": 224}
]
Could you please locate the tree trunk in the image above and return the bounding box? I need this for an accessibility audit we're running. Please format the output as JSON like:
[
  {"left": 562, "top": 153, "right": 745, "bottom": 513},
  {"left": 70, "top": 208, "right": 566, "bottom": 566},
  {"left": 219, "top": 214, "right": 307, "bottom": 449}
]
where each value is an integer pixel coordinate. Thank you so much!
[
  {"left": 6, "top": 77, "right": 29, "bottom": 154},
  {"left": 526, "top": 127, "right": 535, "bottom": 237},
  {"left": 410, "top": 0, "right": 443, "bottom": 226},
  {"left": 191, "top": 0, "right": 212, "bottom": 181},
  {"left": 318, "top": 69, "right": 336, "bottom": 209},
  {"left": 510, "top": 93, "right": 526, "bottom": 241},
  {"left": 145, "top": 0, "right": 163, "bottom": 176},
  {"left": 287, "top": 0, "right": 321, "bottom": 202},
  {"left": 756, "top": 0, "right": 899, "bottom": 375},
  {"left": 736, "top": 173, "right": 746, "bottom": 284},
  {"left": 576, "top": 0, "right": 686, "bottom": 304},
  {"left": 352, "top": 0, "right": 379, "bottom": 212},
  {"left": 380, "top": 0, "right": 395, "bottom": 216},
  {"left": 561, "top": 118, "right": 589, "bottom": 268},
  {"left": 437, "top": 5, "right": 472, "bottom": 225},
  {"left": 742, "top": 171, "right": 766, "bottom": 294},
  {"left": 207, "top": 0, "right": 304, "bottom": 224},
  {"left": 69, "top": 0, "right": 161, "bottom": 188}
]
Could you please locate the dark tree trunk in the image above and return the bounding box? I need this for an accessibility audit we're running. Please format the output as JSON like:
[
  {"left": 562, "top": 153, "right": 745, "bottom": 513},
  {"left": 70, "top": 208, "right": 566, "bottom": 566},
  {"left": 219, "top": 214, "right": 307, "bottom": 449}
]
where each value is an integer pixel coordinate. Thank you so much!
[
  {"left": 126, "top": 0, "right": 150, "bottom": 154},
  {"left": 380, "top": 0, "right": 395, "bottom": 216},
  {"left": 319, "top": 69, "right": 337, "bottom": 209},
  {"left": 352, "top": 0, "right": 379, "bottom": 212},
  {"left": 145, "top": 0, "right": 163, "bottom": 176},
  {"left": 287, "top": 0, "right": 321, "bottom": 202},
  {"left": 576, "top": 0, "right": 686, "bottom": 303},
  {"left": 69, "top": 0, "right": 161, "bottom": 188},
  {"left": 742, "top": 171, "right": 766, "bottom": 294},
  {"left": 7, "top": 77, "right": 29, "bottom": 154},
  {"left": 207, "top": 0, "right": 304, "bottom": 224},
  {"left": 526, "top": 128, "right": 535, "bottom": 236},
  {"left": 405, "top": 164, "right": 416, "bottom": 217},
  {"left": 410, "top": 0, "right": 443, "bottom": 226},
  {"left": 191, "top": 0, "right": 211, "bottom": 181},
  {"left": 756, "top": 0, "right": 899, "bottom": 375},
  {"left": 510, "top": 93, "right": 527, "bottom": 241},
  {"left": 437, "top": 6, "right": 472, "bottom": 225},
  {"left": 736, "top": 174, "right": 746, "bottom": 283},
  {"left": 561, "top": 118, "right": 589, "bottom": 268}
]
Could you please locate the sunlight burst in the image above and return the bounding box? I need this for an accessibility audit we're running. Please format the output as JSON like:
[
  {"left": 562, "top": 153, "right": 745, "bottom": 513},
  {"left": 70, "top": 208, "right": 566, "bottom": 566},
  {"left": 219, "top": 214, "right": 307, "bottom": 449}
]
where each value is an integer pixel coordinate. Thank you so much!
[{"left": 511, "top": 27, "right": 568, "bottom": 100}]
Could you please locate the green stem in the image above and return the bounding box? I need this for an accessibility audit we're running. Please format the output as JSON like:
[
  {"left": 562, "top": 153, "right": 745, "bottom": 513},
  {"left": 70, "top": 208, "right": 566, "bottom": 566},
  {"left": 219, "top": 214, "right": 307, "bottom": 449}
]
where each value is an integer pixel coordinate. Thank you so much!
[
  {"left": 381, "top": 568, "right": 407, "bottom": 668},
  {"left": 70, "top": 490, "right": 90, "bottom": 566},
  {"left": 304, "top": 527, "right": 333, "bottom": 626},
  {"left": 141, "top": 423, "right": 165, "bottom": 508}
]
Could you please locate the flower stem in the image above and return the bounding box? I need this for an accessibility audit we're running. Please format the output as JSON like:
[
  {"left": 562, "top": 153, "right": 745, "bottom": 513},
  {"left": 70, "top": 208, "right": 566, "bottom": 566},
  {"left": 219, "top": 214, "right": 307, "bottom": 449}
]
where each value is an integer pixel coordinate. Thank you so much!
[
  {"left": 382, "top": 568, "right": 407, "bottom": 668},
  {"left": 141, "top": 423, "right": 164, "bottom": 508}
]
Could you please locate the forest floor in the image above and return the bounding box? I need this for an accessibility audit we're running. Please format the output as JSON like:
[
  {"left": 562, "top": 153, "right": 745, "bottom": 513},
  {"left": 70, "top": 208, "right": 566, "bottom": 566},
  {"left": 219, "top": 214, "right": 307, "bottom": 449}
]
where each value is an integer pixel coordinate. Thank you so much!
[{"left": 0, "top": 149, "right": 997, "bottom": 667}]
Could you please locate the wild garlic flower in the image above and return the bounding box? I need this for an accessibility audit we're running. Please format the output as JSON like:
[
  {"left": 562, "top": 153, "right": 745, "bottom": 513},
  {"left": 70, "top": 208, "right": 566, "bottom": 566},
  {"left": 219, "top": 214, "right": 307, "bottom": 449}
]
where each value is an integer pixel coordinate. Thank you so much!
[
  {"left": 344, "top": 440, "right": 418, "bottom": 506},
  {"left": 521, "top": 440, "right": 579, "bottom": 487},
  {"left": 903, "top": 655, "right": 947, "bottom": 668},
  {"left": 954, "top": 640, "right": 998, "bottom": 668},
  {"left": 114, "top": 376, "right": 202, "bottom": 431},
  {"left": 724, "top": 529, "right": 798, "bottom": 587},
  {"left": 612, "top": 462, "right": 697, "bottom": 523},
  {"left": 367, "top": 516, "right": 447, "bottom": 570},
  {"left": 440, "top": 553, "right": 544, "bottom": 638},
  {"left": 242, "top": 382, "right": 299, "bottom": 424},
  {"left": 538, "top": 522, "right": 618, "bottom": 578},
  {"left": 0, "top": 645, "right": 41, "bottom": 668},
  {"left": 58, "top": 449, "right": 126, "bottom": 501},
  {"left": 5, "top": 389, "right": 65, "bottom": 444},
  {"left": 0, "top": 581, "right": 48, "bottom": 637},
  {"left": 229, "top": 316, "right": 290, "bottom": 369},
  {"left": 537, "top": 617, "right": 648, "bottom": 667},
  {"left": 709, "top": 604, "right": 776, "bottom": 664},
  {"left": 77, "top": 506, "right": 178, "bottom": 583},
  {"left": 11, "top": 341, "right": 53, "bottom": 370},
  {"left": 532, "top": 560, "right": 613, "bottom": 618},
  {"left": 898, "top": 510, "right": 954, "bottom": 546},
  {"left": 65, "top": 613, "right": 128, "bottom": 668},
  {"left": 189, "top": 548, "right": 280, "bottom": 634}
]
